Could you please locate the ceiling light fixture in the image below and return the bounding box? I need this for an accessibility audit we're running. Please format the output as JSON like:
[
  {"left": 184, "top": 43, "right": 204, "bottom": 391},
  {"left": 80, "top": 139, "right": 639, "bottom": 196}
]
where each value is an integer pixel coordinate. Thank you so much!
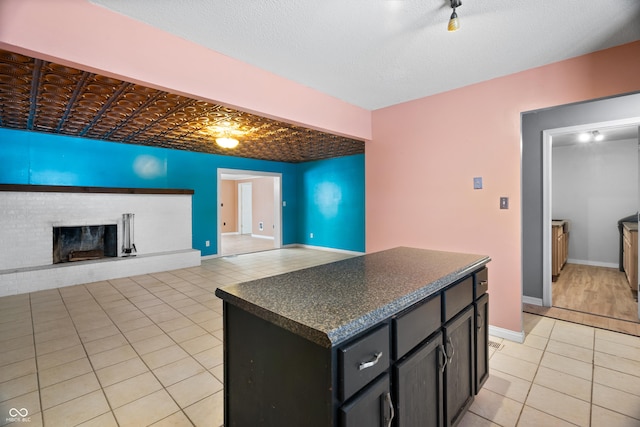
[
  {"left": 216, "top": 136, "right": 239, "bottom": 149},
  {"left": 592, "top": 130, "right": 604, "bottom": 142},
  {"left": 578, "top": 132, "right": 591, "bottom": 143},
  {"left": 448, "top": 0, "right": 462, "bottom": 32}
]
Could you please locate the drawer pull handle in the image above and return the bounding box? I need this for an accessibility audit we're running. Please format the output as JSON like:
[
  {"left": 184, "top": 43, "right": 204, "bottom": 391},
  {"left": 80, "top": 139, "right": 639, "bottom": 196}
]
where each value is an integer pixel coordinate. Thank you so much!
[
  {"left": 358, "top": 352, "right": 383, "bottom": 370},
  {"left": 446, "top": 337, "right": 455, "bottom": 364},
  {"left": 384, "top": 392, "right": 395, "bottom": 427},
  {"left": 479, "top": 280, "right": 488, "bottom": 286},
  {"left": 438, "top": 344, "right": 448, "bottom": 373},
  {"left": 477, "top": 312, "right": 483, "bottom": 330}
]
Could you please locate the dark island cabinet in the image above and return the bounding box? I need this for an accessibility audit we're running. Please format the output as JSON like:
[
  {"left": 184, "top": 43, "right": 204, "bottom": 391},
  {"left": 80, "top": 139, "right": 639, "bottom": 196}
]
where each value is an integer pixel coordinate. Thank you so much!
[{"left": 216, "top": 248, "right": 490, "bottom": 427}]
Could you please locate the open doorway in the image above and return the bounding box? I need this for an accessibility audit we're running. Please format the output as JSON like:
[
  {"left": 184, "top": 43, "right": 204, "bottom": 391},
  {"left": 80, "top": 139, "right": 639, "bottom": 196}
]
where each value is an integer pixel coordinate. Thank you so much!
[
  {"left": 542, "top": 119, "right": 640, "bottom": 322},
  {"left": 217, "top": 168, "right": 282, "bottom": 256}
]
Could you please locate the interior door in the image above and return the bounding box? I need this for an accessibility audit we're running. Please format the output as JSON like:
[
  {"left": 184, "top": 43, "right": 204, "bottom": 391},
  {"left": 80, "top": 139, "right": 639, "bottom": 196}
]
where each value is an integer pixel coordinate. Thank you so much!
[{"left": 240, "top": 182, "right": 252, "bottom": 235}]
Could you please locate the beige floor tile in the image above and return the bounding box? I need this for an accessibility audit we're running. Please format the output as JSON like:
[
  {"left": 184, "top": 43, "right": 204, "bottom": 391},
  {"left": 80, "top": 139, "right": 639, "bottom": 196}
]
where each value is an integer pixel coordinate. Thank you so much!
[
  {"left": 488, "top": 352, "right": 538, "bottom": 382},
  {"left": 179, "top": 334, "right": 221, "bottom": 355},
  {"left": 546, "top": 339, "right": 594, "bottom": 363},
  {"left": 187, "top": 311, "right": 214, "bottom": 324},
  {"left": 0, "top": 334, "right": 34, "bottom": 354},
  {"left": 121, "top": 324, "right": 165, "bottom": 342},
  {"left": 596, "top": 328, "right": 640, "bottom": 349},
  {"left": 595, "top": 338, "right": 640, "bottom": 362},
  {"left": 89, "top": 345, "right": 138, "bottom": 370},
  {"left": 157, "top": 316, "right": 195, "bottom": 333},
  {"left": 0, "top": 345, "right": 35, "bottom": 368},
  {"left": 193, "top": 344, "right": 223, "bottom": 370},
  {"left": 497, "top": 342, "right": 543, "bottom": 365},
  {"left": 516, "top": 405, "right": 578, "bottom": 427},
  {"left": 183, "top": 389, "right": 224, "bottom": 427},
  {"left": 38, "top": 357, "right": 93, "bottom": 388},
  {"left": 131, "top": 334, "right": 175, "bottom": 355},
  {"left": 167, "top": 324, "right": 208, "bottom": 343},
  {"left": 114, "top": 316, "right": 154, "bottom": 332},
  {"left": 142, "top": 345, "right": 190, "bottom": 370},
  {"left": 108, "top": 308, "right": 146, "bottom": 323},
  {"left": 95, "top": 357, "right": 149, "bottom": 388},
  {"left": 103, "top": 371, "right": 163, "bottom": 409},
  {"left": 210, "top": 364, "right": 224, "bottom": 383},
  {"left": 0, "top": 390, "right": 40, "bottom": 423},
  {"left": 0, "top": 373, "right": 38, "bottom": 402},
  {"left": 83, "top": 333, "right": 129, "bottom": 356},
  {"left": 78, "top": 324, "right": 121, "bottom": 343},
  {"left": 483, "top": 368, "right": 531, "bottom": 403},
  {"left": 145, "top": 308, "right": 184, "bottom": 324},
  {"left": 594, "top": 351, "right": 640, "bottom": 376},
  {"left": 592, "top": 383, "right": 640, "bottom": 421},
  {"left": 591, "top": 405, "right": 640, "bottom": 427},
  {"left": 149, "top": 410, "right": 193, "bottom": 426},
  {"left": 468, "top": 388, "right": 522, "bottom": 427},
  {"left": 167, "top": 371, "right": 223, "bottom": 408},
  {"left": 593, "top": 365, "right": 640, "bottom": 396},
  {"left": 40, "top": 372, "right": 101, "bottom": 409},
  {"left": 525, "top": 384, "right": 590, "bottom": 427},
  {"left": 153, "top": 357, "right": 206, "bottom": 387},
  {"left": 113, "top": 389, "right": 180, "bottom": 427},
  {"left": 35, "top": 333, "right": 81, "bottom": 356},
  {"left": 42, "top": 389, "right": 109, "bottom": 426},
  {"left": 36, "top": 344, "right": 86, "bottom": 371},
  {"left": 550, "top": 321, "right": 594, "bottom": 350},
  {"left": 76, "top": 411, "right": 119, "bottom": 427},
  {"left": 458, "top": 411, "right": 501, "bottom": 427},
  {"left": 521, "top": 334, "right": 547, "bottom": 351},
  {"left": 533, "top": 366, "right": 591, "bottom": 402},
  {"left": 523, "top": 314, "right": 555, "bottom": 337},
  {"left": 540, "top": 352, "right": 592, "bottom": 381}
]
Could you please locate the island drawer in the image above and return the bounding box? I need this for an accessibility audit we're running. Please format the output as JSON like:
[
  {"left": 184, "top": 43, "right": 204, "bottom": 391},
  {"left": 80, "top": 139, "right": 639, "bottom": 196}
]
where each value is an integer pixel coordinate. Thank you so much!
[
  {"left": 394, "top": 294, "right": 441, "bottom": 359},
  {"left": 475, "top": 268, "right": 488, "bottom": 299},
  {"left": 339, "top": 324, "right": 390, "bottom": 401},
  {"left": 443, "top": 276, "right": 473, "bottom": 322}
]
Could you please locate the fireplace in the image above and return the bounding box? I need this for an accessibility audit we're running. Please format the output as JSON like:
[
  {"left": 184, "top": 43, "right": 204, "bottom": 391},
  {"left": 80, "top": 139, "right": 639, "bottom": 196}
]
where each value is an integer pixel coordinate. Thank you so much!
[{"left": 52, "top": 225, "right": 117, "bottom": 264}]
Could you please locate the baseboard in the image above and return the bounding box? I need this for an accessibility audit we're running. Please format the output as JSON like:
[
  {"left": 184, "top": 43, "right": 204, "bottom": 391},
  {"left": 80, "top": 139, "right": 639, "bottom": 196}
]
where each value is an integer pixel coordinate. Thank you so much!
[
  {"left": 293, "top": 244, "right": 365, "bottom": 256},
  {"left": 221, "top": 232, "right": 239, "bottom": 236},
  {"left": 567, "top": 258, "right": 618, "bottom": 269},
  {"left": 251, "top": 234, "right": 274, "bottom": 240},
  {"left": 522, "top": 296, "right": 543, "bottom": 306},
  {"left": 489, "top": 325, "right": 525, "bottom": 343}
]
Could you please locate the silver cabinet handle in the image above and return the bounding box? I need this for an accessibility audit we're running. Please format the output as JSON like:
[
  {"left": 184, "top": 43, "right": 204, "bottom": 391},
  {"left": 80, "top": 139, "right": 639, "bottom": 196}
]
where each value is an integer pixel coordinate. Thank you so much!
[
  {"left": 477, "top": 312, "right": 483, "bottom": 330},
  {"left": 384, "top": 392, "right": 395, "bottom": 427},
  {"left": 446, "top": 337, "right": 455, "bottom": 364},
  {"left": 439, "top": 344, "right": 448, "bottom": 373},
  {"left": 358, "top": 352, "right": 383, "bottom": 370},
  {"left": 479, "top": 280, "right": 488, "bottom": 287}
]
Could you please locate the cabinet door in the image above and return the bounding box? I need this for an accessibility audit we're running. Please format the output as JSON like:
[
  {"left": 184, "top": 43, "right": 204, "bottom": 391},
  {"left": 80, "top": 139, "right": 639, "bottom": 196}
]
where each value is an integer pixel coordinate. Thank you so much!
[
  {"left": 394, "top": 332, "right": 444, "bottom": 427},
  {"left": 474, "top": 293, "right": 489, "bottom": 394},
  {"left": 340, "top": 374, "right": 393, "bottom": 427},
  {"left": 443, "top": 306, "right": 475, "bottom": 427}
]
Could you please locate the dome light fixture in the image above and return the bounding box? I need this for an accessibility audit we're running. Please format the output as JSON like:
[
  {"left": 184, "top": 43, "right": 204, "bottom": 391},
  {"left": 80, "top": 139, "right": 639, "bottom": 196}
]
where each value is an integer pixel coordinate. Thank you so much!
[
  {"left": 216, "top": 136, "right": 239, "bottom": 149},
  {"left": 448, "top": 0, "right": 462, "bottom": 32},
  {"left": 592, "top": 130, "right": 604, "bottom": 142}
]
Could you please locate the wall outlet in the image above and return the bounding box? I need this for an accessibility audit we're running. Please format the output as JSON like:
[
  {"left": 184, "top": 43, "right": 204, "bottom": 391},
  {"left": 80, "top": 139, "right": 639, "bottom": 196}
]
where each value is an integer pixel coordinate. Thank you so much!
[
  {"left": 205, "top": 240, "right": 210, "bottom": 247},
  {"left": 283, "top": 201, "right": 287, "bottom": 207},
  {"left": 310, "top": 233, "right": 314, "bottom": 238},
  {"left": 473, "top": 177, "right": 483, "bottom": 190}
]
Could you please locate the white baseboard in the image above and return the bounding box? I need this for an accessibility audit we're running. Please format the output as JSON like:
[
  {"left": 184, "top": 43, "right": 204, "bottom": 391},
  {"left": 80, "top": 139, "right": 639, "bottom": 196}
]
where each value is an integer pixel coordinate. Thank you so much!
[
  {"left": 522, "top": 296, "right": 543, "bottom": 306},
  {"left": 294, "top": 244, "right": 365, "bottom": 256},
  {"left": 489, "top": 325, "right": 525, "bottom": 343},
  {"left": 251, "top": 234, "right": 274, "bottom": 240},
  {"left": 221, "top": 232, "right": 239, "bottom": 236},
  {"left": 567, "top": 258, "right": 618, "bottom": 269}
]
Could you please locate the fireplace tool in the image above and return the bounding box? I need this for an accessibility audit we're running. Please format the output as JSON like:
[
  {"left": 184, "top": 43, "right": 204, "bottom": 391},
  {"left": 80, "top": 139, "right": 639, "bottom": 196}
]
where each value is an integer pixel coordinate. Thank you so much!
[{"left": 122, "top": 213, "right": 137, "bottom": 256}]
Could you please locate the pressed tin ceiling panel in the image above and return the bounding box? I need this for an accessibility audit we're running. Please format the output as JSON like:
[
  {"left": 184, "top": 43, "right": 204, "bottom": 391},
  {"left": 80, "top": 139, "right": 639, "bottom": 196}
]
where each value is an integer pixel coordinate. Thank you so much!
[{"left": 0, "top": 49, "right": 364, "bottom": 163}]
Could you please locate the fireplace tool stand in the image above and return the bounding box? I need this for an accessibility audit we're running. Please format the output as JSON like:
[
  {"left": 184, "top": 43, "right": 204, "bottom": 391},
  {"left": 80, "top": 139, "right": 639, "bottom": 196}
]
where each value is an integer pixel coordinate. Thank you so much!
[{"left": 122, "top": 213, "right": 137, "bottom": 257}]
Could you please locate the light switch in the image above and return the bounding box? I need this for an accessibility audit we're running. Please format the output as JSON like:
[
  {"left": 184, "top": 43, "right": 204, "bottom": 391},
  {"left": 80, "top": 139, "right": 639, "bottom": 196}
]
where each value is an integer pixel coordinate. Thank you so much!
[
  {"left": 473, "top": 177, "right": 483, "bottom": 190},
  {"left": 500, "top": 197, "right": 509, "bottom": 209}
]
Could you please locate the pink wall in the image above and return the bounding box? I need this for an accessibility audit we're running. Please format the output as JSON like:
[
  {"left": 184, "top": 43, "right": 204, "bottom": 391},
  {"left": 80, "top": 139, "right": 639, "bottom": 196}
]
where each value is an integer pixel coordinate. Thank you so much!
[
  {"left": 368, "top": 41, "right": 640, "bottom": 333},
  {"left": 0, "top": 0, "right": 371, "bottom": 141}
]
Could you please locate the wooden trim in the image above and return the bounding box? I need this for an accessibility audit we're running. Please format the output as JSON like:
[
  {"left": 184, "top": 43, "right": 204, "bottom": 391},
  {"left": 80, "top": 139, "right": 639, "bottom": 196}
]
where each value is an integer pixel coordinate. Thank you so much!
[{"left": 0, "top": 184, "right": 194, "bottom": 195}]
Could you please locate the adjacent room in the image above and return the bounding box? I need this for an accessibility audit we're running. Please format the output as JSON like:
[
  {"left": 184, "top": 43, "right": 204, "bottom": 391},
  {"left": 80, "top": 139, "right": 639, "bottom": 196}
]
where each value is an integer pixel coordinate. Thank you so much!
[{"left": 1, "top": 1, "right": 640, "bottom": 426}]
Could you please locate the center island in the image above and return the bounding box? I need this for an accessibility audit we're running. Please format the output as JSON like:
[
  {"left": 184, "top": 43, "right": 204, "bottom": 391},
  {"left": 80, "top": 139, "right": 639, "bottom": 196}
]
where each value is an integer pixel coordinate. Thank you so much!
[{"left": 215, "top": 246, "right": 491, "bottom": 427}]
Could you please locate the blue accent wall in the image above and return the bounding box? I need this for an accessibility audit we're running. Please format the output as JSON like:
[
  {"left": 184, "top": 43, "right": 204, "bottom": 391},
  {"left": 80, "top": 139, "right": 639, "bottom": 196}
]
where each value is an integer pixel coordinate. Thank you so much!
[
  {"left": 298, "top": 155, "right": 365, "bottom": 252},
  {"left": 0, "top": 128, "right": 364, "bottom": 254}
]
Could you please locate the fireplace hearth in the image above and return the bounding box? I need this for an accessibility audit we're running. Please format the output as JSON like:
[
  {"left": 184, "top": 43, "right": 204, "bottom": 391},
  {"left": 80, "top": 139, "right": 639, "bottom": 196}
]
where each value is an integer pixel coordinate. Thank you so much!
[{"left": 52, "top": 225, "right": 117, "bottom": 264}]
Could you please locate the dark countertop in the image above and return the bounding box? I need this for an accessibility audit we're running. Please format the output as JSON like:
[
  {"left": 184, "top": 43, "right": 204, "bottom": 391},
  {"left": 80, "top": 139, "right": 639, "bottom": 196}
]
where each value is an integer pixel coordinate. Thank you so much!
[{"left": 215, "top": 247, "right": 490, "bottom": 348}]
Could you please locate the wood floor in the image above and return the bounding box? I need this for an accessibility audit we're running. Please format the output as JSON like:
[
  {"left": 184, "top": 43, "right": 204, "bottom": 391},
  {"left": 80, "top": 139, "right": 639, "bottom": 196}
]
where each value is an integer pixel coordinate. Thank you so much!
[{"left": 524, "top": 263, "right": 640, "bottom": 337}]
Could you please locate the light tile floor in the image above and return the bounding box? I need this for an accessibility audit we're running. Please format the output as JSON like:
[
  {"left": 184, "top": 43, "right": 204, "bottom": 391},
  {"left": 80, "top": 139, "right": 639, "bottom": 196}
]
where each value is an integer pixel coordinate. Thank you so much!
[{"left": 1, "top": 248, "right": 639, "bottom": 426}]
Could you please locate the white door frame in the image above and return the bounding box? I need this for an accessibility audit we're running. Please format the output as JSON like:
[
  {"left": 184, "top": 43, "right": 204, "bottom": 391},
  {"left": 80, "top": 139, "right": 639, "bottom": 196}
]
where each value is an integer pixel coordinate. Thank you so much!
[
  {"left": 541, "top": 117, "right": 640, "bottom": 309},
  {"left": 239, "top": 182, "right": 252, "bottom": 235},
  {"left": 217, "top": 168, "right": 283, "bottom": 256}
]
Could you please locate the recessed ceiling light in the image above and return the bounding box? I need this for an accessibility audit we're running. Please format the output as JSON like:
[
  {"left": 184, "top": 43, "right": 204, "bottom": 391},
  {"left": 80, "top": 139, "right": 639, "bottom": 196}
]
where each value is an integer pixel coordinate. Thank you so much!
[{"left": 578, "top": 133, "right": 591, "bottom": 143}]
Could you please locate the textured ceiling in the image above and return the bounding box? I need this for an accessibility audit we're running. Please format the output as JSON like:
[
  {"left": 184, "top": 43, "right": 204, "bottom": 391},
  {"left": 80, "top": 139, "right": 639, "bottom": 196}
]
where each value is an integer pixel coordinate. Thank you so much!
[
  {"left": 0, "top": 49, "right": 364, "bottom": 163},
  {"left": 91, "top": 0, "right": 640, "bottom": 110}
]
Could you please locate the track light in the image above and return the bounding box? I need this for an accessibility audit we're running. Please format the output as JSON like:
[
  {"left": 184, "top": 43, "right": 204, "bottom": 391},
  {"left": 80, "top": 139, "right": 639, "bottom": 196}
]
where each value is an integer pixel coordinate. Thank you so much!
[{"left": 448, "top": 0, "right": 462, "bottom": 32}]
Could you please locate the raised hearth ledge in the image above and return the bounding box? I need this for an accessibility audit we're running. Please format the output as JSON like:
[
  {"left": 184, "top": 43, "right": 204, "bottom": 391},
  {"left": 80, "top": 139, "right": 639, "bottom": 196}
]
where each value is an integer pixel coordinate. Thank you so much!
[
  {"left": 0, "top": 249, "right": 201, "bottom": 297},
  {"left": 0, "top": 184, "right": 194, "bottom": 195}
]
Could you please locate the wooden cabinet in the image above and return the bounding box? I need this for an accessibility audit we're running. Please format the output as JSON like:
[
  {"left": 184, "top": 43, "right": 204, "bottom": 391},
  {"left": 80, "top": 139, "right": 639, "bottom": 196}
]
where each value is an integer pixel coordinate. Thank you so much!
[
  {"left": 622, "top": 222, "right": 638, "bottom": 292},
  {"left": 552, "top": 220, "right": 569, "bottom": 281}
]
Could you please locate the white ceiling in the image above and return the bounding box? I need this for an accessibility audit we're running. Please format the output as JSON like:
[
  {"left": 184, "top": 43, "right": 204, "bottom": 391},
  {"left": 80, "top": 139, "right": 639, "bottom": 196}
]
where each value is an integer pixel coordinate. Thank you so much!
[
  {"left": 90, "top": 0, "right": 640, "bottom": 111},
  {"left": 553, "top": 126, "right": 639, "bottom": 147}
]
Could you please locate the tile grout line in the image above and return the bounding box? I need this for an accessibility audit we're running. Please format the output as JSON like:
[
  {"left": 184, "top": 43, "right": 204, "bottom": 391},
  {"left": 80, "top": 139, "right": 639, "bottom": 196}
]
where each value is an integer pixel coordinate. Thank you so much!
[{"left": 28, "top": 291, "right": 45, "bottom": 427}]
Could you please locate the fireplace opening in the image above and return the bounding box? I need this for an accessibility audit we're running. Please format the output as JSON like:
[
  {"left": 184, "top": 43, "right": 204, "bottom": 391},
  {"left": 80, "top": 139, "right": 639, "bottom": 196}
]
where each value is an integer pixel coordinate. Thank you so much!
[{"left": 53, "top": 225, "right": 117, "bottom": 264}]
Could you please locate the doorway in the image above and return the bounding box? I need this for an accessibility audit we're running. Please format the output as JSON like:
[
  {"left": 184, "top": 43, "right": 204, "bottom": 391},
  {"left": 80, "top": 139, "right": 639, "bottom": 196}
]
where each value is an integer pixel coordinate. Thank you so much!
[
  {"left": 542, "top": 119, "right": 640, "bottom": 322},
  {"left": 217, "top": 168, "right": 282, "bottom": 256}
]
